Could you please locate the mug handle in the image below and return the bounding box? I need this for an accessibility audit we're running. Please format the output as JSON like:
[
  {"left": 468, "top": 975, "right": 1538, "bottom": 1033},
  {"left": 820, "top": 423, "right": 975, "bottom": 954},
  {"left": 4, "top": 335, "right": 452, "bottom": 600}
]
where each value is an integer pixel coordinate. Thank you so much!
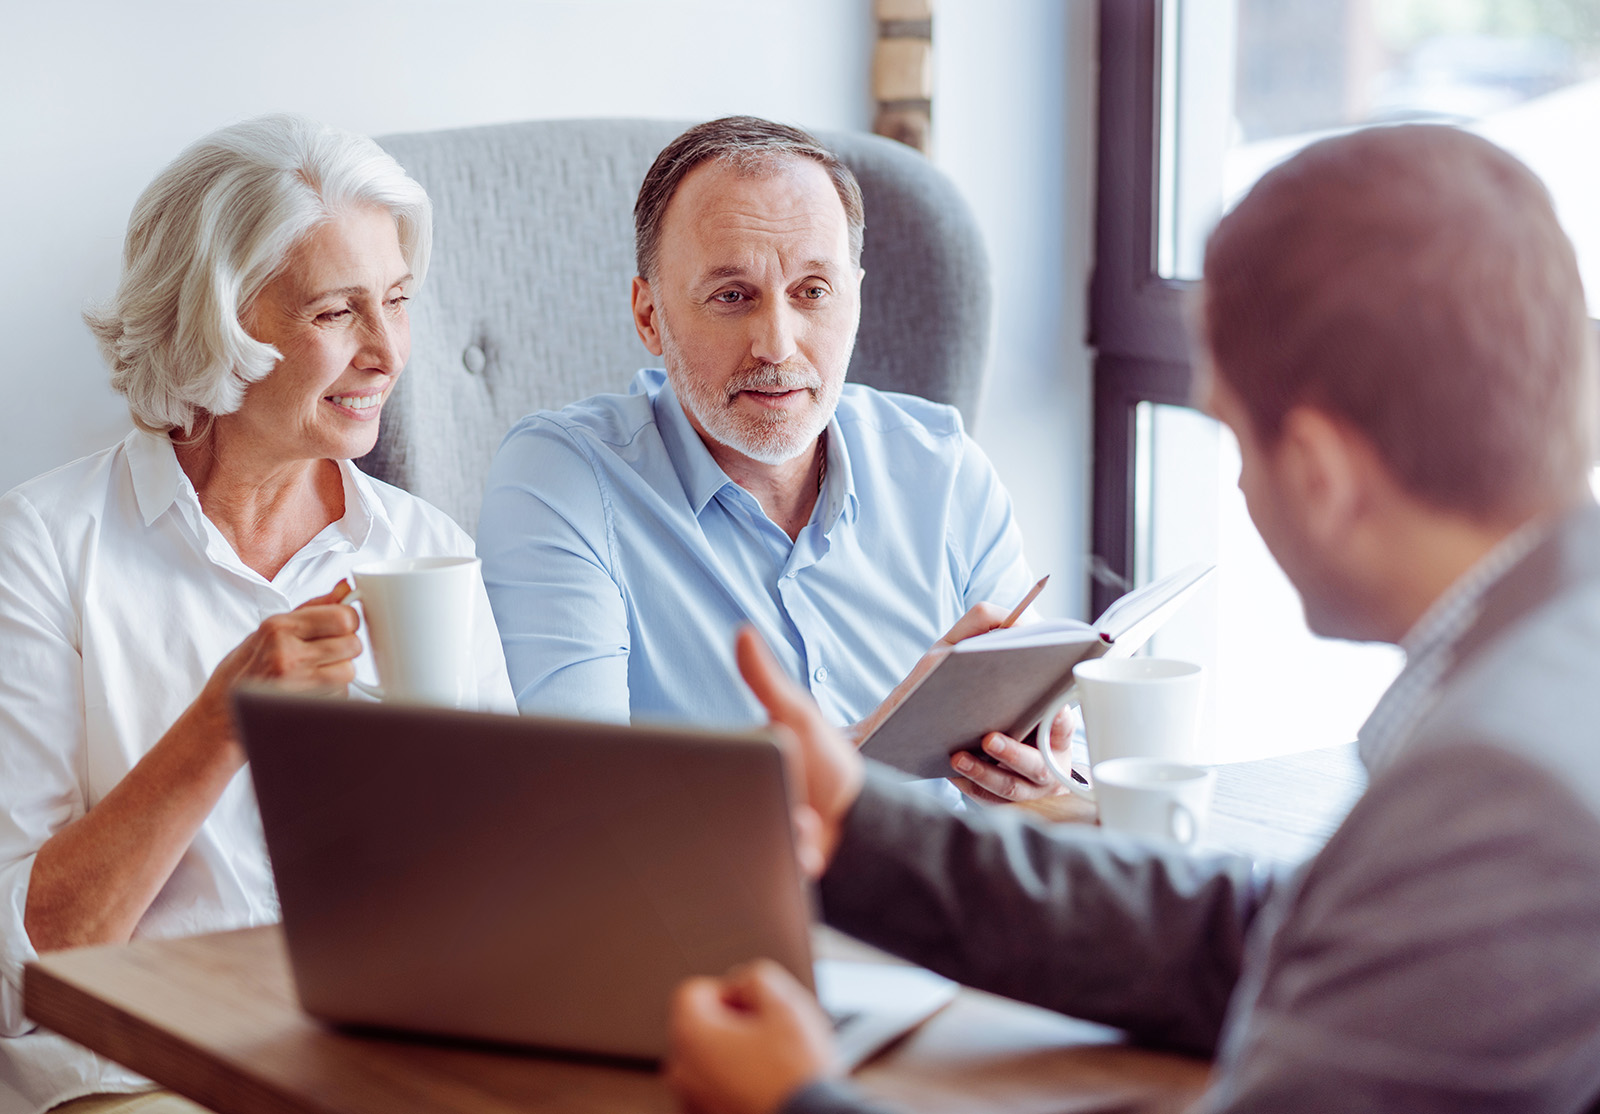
[
  {"left": 1167, "top": 801, "right": 1199, "bottom": 847},
  {"left": 1035, "top": 686, "right": 1095, "bottom": 801},
  {"left": 342, "top": 589, "right": 384, "bottom": 701}
]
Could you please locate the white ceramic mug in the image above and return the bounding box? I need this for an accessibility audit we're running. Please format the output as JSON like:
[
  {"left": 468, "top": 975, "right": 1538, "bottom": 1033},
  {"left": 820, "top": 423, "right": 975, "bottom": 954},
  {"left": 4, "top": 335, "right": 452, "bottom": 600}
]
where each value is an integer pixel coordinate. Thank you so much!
[
  {"left": 1092, "top": 757, "right": 1216, "bottom": 847},
  {"left": 1038, "top": 657, "right": 1205, "bottom": 800},
  {"left": 347, "top": 556, "right": 480, "bottom": 708}
]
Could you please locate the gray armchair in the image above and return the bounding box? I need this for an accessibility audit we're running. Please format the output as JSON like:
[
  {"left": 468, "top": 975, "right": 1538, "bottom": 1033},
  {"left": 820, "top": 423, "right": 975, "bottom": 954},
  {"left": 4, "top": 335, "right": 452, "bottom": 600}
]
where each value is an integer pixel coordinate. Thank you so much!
[{"left": 366, "top": 118, "right": 992, "bottom": 535}]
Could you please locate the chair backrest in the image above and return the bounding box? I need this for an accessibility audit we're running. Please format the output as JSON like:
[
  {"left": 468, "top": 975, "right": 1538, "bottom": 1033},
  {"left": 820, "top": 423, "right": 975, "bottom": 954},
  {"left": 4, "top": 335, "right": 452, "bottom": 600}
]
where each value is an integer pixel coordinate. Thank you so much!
[{"left": 367, "top": 118, "right": 992, "bottom": 535}]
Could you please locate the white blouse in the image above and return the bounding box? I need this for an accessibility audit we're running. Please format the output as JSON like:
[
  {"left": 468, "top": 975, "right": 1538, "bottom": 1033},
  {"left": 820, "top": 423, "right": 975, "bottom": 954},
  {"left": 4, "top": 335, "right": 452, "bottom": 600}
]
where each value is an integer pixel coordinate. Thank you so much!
[{"left": 0, "top": 430, "right": 513, "bottom": 1112}]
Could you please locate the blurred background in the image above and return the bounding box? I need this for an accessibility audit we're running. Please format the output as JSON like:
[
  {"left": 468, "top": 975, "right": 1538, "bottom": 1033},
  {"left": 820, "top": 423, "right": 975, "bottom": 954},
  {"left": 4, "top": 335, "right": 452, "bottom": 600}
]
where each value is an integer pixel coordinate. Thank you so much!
[{"left": 1141, "top": 0, "right": 1600, "bottom": 759}]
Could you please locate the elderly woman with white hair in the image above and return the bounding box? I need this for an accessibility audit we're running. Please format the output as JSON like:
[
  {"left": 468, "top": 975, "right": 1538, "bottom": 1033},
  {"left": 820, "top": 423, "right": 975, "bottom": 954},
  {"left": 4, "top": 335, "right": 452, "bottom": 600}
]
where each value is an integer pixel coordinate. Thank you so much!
[{"left": 0, "top": 116, "right": 513, "bottom": 1114}]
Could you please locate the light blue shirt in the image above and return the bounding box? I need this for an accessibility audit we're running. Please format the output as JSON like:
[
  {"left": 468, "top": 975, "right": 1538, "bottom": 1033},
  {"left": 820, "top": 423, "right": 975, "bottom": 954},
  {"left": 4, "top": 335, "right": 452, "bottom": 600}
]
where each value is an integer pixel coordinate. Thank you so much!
[{"left": 478, "top": 368, "right": 1034, "bottom": 730}]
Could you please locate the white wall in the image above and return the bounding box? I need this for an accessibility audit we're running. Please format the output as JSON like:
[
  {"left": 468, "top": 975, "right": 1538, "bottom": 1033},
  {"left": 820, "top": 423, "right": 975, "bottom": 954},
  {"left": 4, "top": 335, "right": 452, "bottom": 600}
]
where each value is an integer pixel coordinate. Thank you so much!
[
  {"left": 934, "top": 1, "right": 1097, "bottom": 618},
  {"left": 1, "top": 0, "right": 1094, "bottom": 616}
]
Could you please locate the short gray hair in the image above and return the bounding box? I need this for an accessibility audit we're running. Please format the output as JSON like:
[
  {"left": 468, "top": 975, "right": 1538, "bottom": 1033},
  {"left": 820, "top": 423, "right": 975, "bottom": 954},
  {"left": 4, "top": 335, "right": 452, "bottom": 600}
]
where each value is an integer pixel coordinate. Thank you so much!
[
  {"left": 86, "top": 114, "right": 432, "bottom": 435},
  {"left": 634, "top": 116, "right": 865, "bottom": 281}
]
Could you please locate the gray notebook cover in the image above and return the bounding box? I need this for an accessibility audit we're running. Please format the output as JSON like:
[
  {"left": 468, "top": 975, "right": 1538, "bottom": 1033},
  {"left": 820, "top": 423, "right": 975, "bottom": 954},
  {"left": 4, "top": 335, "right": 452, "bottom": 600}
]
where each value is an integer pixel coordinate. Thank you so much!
[{"left": 859, "top": 638, "right": 1105, "bottom": 779}]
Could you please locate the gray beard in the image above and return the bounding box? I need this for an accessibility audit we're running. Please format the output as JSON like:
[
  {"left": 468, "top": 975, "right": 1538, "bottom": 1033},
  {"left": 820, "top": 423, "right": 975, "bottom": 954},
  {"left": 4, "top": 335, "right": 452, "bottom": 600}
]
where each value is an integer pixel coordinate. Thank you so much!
[{"left": 660, "top": 318, "right": 842, "bottom": 466}]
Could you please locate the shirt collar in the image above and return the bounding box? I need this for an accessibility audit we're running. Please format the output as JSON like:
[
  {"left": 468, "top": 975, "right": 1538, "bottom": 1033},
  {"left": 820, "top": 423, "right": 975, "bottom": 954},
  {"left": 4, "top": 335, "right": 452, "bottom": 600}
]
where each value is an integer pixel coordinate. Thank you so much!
[
  {"left": 127, "top": 427, "right": 184, "bottom": 527},
  {"left": 645, "top": 370, "right": 738, "bottom": 515},
  {"left": 1357, "top": 517, "right": 1549, "bottom": 774},
  {"left": 339, "top": 459, "right": 395, "bottom": 550},
  {"left": 1396, "top": 517, "right": 1546, "bottom": 661},
  {"left": 817, "top": 418, "right": 857, "bottom": 531},
  {"left": 123, "top": 425, "right": 394, "bottom": 551}
]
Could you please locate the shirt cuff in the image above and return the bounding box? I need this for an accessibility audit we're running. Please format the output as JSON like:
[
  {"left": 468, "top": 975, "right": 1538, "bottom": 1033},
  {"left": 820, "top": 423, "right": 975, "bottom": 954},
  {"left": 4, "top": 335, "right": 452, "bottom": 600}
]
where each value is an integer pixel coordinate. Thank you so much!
[{"left": 781, "top": 1077, "right": 902, "bottom": 1114}]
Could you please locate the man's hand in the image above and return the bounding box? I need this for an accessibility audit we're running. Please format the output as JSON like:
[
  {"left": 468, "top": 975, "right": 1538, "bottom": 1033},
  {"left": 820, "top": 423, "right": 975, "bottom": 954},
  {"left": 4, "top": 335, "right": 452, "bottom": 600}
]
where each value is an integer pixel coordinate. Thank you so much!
[
  {"left": 665, "top": 959, "right": 838, "bottom": 1114},
  {"left": 735, "top": 628, "right": 864, "bottom": 879},
  {"left": 949, "top": 704, "right": 1076, "bottom": 804},
  {"left": 845, "top": 603, "right": 1010, "bottom": 746},
  {"left": 843, "top": 601, "right": 1080, "bottom": 805}
]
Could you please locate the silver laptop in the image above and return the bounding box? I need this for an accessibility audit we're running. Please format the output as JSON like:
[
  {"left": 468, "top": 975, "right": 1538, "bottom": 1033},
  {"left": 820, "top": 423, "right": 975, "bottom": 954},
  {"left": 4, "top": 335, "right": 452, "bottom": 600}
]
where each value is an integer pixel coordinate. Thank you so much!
[{"left": 235, "top": 689, "right": 954, "bottom": 1065}]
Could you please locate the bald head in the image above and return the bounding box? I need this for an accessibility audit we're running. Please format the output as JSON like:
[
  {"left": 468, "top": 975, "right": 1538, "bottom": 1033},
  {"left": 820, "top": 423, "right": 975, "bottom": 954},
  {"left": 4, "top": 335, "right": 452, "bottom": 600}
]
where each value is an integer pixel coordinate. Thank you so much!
[{"left": 1202, "top": 125, "right": 1596, "bottom": 522}]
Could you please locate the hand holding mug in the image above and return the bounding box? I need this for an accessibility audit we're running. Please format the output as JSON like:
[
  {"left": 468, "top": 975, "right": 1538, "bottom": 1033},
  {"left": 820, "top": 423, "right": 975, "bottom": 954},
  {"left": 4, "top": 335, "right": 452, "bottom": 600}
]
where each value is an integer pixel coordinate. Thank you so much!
[{"left": 189, "top": 584, "right": 363, "bottom": 763}]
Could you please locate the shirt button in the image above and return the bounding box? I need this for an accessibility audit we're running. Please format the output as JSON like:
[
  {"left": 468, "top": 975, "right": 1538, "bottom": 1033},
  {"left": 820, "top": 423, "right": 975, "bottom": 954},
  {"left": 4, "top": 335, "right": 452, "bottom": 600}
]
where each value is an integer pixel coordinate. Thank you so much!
[
  {"left": 813, "top": 665, "right": 829, "bottom": 684},
  {"left": 785, "top": 570, "right": 798, "bottom": 580}
]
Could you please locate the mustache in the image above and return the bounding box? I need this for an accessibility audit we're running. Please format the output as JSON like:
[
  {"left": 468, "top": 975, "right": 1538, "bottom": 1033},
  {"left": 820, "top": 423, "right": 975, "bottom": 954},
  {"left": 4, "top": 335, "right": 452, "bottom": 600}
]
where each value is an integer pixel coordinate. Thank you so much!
[{"left": 725, "top": 361, "right": 823, "bottom": 399}]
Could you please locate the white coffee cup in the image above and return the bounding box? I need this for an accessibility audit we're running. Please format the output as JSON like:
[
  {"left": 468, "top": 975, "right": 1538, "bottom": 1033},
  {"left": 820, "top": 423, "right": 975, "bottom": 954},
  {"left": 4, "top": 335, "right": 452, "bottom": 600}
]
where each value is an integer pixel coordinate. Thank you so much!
[
  {"left": 1038, "top": 657, "right": 1205, "bottom": 800},
  {"left": 1092, "top": 757, "right": 1216, "bottom": 847},
  {"left": 347, "top": 556, "right": 481, "bottom": 708}
]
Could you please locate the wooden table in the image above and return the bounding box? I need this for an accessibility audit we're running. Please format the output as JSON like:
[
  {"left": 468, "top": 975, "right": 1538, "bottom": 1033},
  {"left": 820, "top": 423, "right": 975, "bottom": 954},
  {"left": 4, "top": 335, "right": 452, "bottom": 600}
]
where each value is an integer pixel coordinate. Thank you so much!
[
  {"left": 23, "top": 745, "right": 1363, "bottom": 1114},
  {"left": 1018, "top": 741, "right": 1367, "bottom": 864},
  {"left": 25, "top": 927, "right": 1207, "bottom": 1114}
]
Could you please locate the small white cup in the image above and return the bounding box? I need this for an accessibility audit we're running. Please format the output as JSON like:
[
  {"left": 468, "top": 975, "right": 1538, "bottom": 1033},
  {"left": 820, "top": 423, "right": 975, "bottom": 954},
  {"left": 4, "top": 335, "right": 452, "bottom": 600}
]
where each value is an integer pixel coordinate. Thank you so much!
[
  {"left": 347, "top": 556, "right": 481, "bottom": 708},
  {"left": 1093, "top": 757, "right": 1216, "bottom": 847}
]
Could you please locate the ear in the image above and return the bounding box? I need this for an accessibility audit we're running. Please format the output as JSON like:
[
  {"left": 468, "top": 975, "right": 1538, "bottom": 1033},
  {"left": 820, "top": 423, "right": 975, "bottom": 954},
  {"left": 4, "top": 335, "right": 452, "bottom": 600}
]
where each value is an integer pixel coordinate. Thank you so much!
[
  {"left": 1276, "top": 407, "right": 1371, "bottom": 547},
  {"left": 631, "top": 276, "right": 664, "bottom": 357}
]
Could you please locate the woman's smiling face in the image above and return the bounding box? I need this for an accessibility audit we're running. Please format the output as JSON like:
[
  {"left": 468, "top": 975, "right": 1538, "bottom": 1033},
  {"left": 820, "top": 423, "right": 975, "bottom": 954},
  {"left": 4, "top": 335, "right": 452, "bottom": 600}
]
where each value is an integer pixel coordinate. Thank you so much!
[{"left": 223, "top": 204, "right": 413, "bottom": 466}]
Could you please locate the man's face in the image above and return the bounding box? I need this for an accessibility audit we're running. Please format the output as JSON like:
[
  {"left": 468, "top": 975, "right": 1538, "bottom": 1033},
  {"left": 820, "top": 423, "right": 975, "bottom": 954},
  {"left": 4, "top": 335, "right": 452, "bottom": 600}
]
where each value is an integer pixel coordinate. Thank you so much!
[
  {"left": 1203, "top": 364, "right": 1358, "bottom": 639},
  {"left": 634, "top": 157, "right": 862, "bottom": 466}
]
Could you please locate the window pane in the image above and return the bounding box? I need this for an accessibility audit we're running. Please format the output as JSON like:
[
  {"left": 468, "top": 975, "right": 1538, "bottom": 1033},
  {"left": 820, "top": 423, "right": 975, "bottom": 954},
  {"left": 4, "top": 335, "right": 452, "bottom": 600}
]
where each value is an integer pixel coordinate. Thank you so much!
[
  {"left": 1158, "top": 0, "right": 1600, "bottom": 312},
  {"left": 1137, "top": 403, "right": 1405, "bottom": 763}
]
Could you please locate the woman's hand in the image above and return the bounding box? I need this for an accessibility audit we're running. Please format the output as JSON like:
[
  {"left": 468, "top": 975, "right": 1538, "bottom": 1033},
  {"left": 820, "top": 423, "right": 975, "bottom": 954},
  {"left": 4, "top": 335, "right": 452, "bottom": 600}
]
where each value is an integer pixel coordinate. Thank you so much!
[
  {"left": 24, "top": 583, "right": 364, "bottom": 953},
  {"left": 183, "top": 582, "right": 364, "bottom": 764},
  {"left": 222, "top": 580, "right": 362, "bottom": 691}
]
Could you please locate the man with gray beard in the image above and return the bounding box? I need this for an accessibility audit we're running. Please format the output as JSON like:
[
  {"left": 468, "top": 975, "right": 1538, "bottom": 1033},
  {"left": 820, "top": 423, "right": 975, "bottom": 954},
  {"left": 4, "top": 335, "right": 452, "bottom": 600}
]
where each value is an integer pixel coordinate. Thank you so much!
[
  {"left": 664, "top": 125, "right": 1600, "bottom": 1114},
  {"left": 479, "top": 117, "right": 1069, "bottom": 803}
]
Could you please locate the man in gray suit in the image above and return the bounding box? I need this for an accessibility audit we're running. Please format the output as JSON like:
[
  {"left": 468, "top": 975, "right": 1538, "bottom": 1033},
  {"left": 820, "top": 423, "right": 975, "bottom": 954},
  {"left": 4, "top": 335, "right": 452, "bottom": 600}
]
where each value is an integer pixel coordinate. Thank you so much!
[{"left": 662, "top": 126, "right": 1600, "bottom": 1112}]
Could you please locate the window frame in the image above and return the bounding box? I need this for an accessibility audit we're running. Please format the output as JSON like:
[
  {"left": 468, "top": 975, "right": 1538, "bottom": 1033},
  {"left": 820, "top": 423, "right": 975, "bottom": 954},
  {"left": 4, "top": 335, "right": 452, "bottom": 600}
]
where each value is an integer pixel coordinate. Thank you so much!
[
  {"left": 1087, "top": 0, "right": 1600, "bottom": 618},
  {"left": 1089, "top": 0, "right": 1195, "bottom": 617}
]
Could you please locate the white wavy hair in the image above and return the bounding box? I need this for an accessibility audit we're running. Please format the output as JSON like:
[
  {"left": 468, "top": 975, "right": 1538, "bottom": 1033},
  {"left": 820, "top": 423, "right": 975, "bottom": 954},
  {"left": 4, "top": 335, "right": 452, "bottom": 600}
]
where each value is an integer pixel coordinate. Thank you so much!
[{"left": 86, "top": 114, "right": 432, "bottom": 435}]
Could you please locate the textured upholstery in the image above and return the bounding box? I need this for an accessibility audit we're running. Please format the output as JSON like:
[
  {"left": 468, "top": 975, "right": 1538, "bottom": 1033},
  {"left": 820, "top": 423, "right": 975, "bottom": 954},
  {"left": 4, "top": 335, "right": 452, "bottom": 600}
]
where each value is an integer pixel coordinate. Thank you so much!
[{"left": 365, "top": 118, "right": 992, "bottom": 536}]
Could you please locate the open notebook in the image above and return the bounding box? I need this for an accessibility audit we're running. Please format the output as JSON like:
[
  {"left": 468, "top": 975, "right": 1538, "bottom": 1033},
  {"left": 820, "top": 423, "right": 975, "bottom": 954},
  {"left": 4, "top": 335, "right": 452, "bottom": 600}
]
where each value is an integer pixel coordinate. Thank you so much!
[{"left": 859, "top": 563, "right": 1214, "bottom": 780}]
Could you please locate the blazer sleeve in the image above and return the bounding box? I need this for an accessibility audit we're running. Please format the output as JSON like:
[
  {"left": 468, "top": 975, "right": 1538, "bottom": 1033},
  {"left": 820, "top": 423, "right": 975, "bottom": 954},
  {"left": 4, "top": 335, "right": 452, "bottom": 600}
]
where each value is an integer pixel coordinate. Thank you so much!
[{"left": 820, "top": 765, "right": 1273, "bottom": 1055}]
